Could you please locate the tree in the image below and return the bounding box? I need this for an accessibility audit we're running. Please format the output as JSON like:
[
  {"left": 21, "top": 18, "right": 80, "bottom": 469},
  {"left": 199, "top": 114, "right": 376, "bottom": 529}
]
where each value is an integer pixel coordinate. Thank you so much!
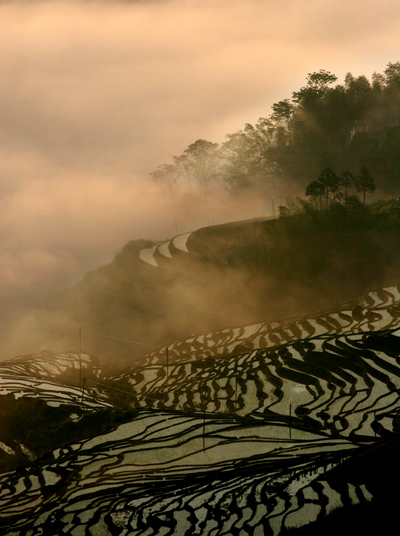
[
  {"left": 317, "top": 167, "right": 341, "bottom": 206},
  {"left": 270, "top": 99, "right": 294, "bottom": 149},
  {"left": 384, "top": 61, "right": 400, "bottom": 95},
  {"left": 378, "top": 127, "right": 400, "bottom": 177},
  {"left": 354, "top": 167, "right": 376, "bottom": 205},
  {"left": 151, "top": 140, "right": 221, "bottom": 199},
  {"left": 292, "top": 69, "right": 338, "bottom": 107},
  {"left": 305, "top": 167, "right": 342, "bottom": 209},
  {"left": 222, "top": 118, "right": 278, "bottom": 191},
  {"left": 173, "top": 139, "right": 220, "bottom": 198},
  {"left": 271, "top": 99, "right": 294, "bottom": 123},
  {"left": 339, "top": 170, "right": 356, "bottom": 203},
  {"left": 307, "top": 70, "right": 338, "bottom": 90},
  {"left": 150, "top": 163, "right": 181, "bottom": 200},
  {"left": 344, "top": 73, "right": 373, "bottom": 120},
  {"left": 379, "top": 126, "right": 400, "bottom": 194},
  {"left": 305, "top": 180, "right": 325, "bottom": 209}
]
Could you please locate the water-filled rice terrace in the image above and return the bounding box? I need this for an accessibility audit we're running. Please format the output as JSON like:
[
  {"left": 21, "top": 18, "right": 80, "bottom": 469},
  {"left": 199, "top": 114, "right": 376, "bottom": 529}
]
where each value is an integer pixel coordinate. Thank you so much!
[{"left": 0, "top": 286, "right": 399, "bottom": 535}]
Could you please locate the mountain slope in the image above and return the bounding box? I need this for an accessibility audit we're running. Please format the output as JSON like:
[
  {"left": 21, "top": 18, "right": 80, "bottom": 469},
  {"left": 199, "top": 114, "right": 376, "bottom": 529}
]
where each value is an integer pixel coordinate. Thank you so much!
[{"left": 6, "top": 203, "right": 400, "bottom": 366}]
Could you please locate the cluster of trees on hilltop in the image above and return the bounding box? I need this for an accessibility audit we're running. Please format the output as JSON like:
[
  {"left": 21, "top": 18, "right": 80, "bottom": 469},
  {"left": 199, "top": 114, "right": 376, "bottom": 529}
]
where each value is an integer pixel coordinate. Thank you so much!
[
  {"left": 304, "top": 166, "right": 376, "bottom": 208},
  {"left": 277, "top": 163, "right": 377, "bottom": 222},
  {"left": 151, "top": 62, "right": 400, "bottom": 199}
]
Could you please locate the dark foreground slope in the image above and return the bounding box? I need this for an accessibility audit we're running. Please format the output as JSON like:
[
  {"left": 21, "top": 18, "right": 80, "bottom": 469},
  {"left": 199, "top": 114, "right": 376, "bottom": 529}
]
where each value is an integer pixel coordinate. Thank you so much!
[{"left": 0, "top": 285, "right": 399, "bottom": 535}]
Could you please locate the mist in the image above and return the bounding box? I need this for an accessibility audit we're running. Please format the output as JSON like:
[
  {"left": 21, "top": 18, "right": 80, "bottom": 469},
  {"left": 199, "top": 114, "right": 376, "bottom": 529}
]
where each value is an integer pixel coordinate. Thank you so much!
[{"left": 1, "top": 0, "right": 400, "bottom": 361}]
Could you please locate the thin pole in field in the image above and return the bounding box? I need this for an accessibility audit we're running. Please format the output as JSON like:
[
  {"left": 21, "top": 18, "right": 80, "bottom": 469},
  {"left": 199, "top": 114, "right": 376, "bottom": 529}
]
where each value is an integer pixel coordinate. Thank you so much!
[{"left": 79, "top": 327, "right": 82, "bottom": 388}]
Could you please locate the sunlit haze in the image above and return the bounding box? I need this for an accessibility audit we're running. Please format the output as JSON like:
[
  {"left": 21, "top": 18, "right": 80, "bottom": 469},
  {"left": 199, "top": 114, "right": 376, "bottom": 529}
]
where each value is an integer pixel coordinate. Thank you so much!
[{"left": 2, "top": 0, "right": 400, "bottom": 305}]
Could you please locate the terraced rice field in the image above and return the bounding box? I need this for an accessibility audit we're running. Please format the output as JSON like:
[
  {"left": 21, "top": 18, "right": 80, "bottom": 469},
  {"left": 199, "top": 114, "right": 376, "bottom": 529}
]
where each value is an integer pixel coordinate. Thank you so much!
[{"left": 0, "top": 285, "right": 399, "bottom": 535}]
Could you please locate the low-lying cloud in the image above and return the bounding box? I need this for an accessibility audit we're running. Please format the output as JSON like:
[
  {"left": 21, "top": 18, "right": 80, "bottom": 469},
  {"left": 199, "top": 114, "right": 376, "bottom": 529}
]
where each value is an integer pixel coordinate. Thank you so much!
[{"left": 1, "top": 0, "right": 400, "bottom": 358}]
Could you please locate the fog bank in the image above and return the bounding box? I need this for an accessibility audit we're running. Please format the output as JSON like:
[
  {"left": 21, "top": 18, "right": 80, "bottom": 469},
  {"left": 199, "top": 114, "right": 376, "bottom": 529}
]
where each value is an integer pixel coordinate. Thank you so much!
[{"left": 1, "top": 0, "right": 399, "bottom": 358}]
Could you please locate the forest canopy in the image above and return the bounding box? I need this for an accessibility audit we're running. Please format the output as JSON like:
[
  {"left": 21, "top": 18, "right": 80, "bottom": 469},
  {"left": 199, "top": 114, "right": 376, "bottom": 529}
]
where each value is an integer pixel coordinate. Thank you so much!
[{"left": 151, "top": 62, "right": 400, "bottom": 199}]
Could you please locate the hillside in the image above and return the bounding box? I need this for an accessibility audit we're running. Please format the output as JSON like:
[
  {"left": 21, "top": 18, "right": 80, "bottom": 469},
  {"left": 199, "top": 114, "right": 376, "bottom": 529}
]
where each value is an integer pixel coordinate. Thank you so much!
[
  {"left": 6, "top": 199, "right": 400, "bottom": 368},
  {"left": 0, "top": 284, "right": 400, "bottom": 534},
  {"left": 1, "top": 202, "right": 400, "bottom": 534}
]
